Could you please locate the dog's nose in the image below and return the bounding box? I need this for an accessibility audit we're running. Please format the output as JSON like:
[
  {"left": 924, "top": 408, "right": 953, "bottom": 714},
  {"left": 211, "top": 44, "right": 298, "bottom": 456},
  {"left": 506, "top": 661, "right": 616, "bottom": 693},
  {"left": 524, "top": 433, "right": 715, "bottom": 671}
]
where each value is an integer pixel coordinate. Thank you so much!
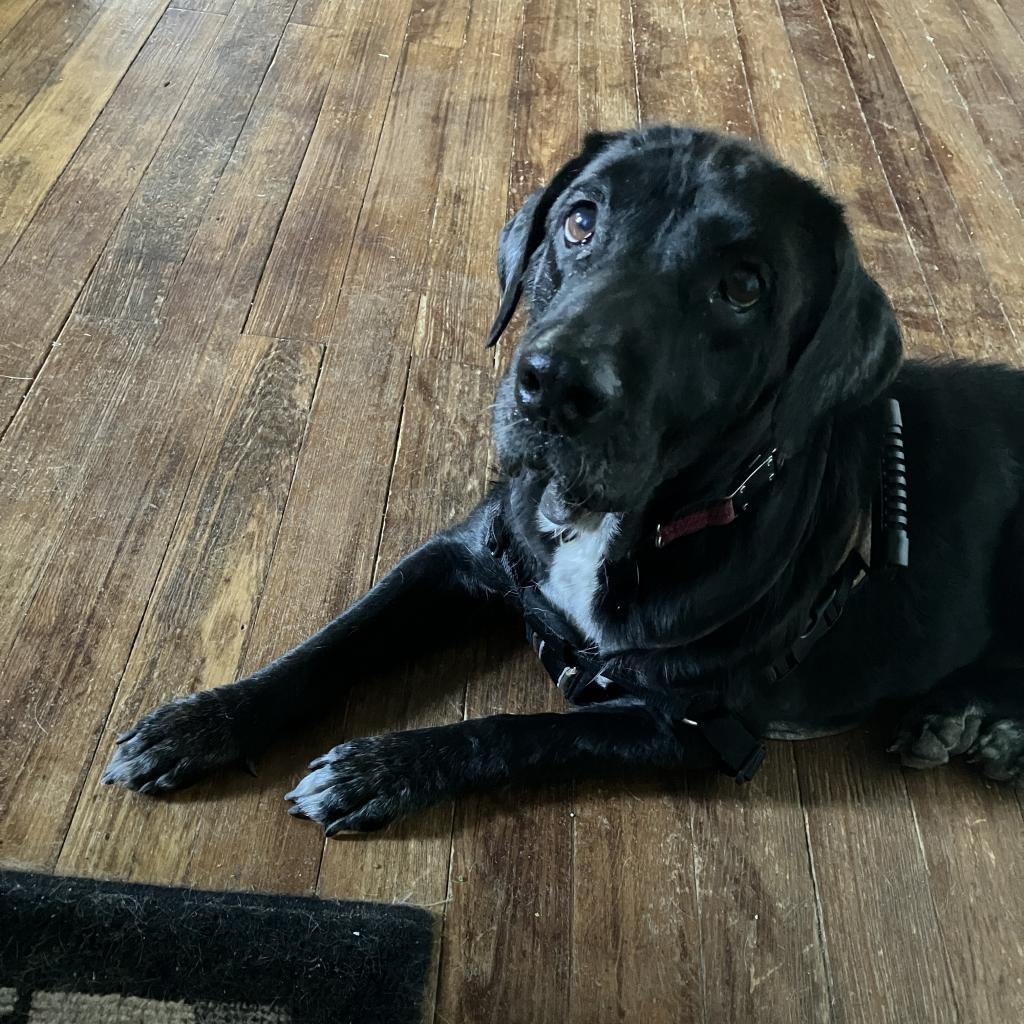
[{"left": 515, "top": 348, "right": 608, "bottom": 429}]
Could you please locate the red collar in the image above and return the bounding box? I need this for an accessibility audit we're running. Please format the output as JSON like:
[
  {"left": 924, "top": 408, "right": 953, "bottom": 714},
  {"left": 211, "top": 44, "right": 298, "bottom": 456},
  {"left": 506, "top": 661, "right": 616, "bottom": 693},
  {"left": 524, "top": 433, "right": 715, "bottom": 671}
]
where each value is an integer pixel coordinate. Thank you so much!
[{"left": 654, "top": 449, "right": 780, "bottom": 548}]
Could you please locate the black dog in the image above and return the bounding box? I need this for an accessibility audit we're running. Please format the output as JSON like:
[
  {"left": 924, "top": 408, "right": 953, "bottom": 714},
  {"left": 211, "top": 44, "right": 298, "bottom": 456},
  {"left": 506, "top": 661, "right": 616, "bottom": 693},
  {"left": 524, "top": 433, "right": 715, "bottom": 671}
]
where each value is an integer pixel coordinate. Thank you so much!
[{"left": 104, "top": 126, "right": 1024, "bottom": 833}]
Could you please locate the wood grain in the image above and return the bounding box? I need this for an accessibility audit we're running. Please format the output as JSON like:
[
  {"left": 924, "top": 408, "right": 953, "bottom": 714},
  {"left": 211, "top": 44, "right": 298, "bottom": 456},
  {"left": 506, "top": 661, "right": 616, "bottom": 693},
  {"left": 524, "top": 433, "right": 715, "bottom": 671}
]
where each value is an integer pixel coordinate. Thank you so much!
[
  {"left": 798, "top": 731, "right": 959, "bottom": 1024},
  {"left": 901, "top": 766, "right": 1024, "bottom": 1022},
  {"left": 78, "top": 0, "right": 297, "bottom": 323},
  {"left": 245, "top": 0, "right": 412, "bottom": 340},
  {"left": 0, "top": 6, "right": 222, "bottom": 432},
  {"left": 172, "top": 0, "right": 234, "bottom": 14},
  {"left": 435, "top": 652, "right": 573, "bottom": 1024},
  {"left": 855, "top": 0, "right": 1024, "bottom": 335},
  {"left": 82, "top": 0, "right": 494, "bottom": 897},
  {"left": 0, "top": 0, "right": 103, "bottom": 141},
  {"left": 0, "top": 0, "right": 172, "bottom": 263},
  {"left": 0, "top": 0, "right": 40, "bottom": 44},
  {"left": 817, "top": 0, "right": 1020, "bottom": 359},
  {"left": 0, "top": 19, "right": 338, "bottom": 871},
  {"left": 908, "top": 0, "right": 1024, "bottom": 216},
  {"left": 411, "top": 0, "right": 525, "bottom": 366},
  {"left": 57, "top": 334, "right": 322, "bottom": 888},
  {"left": 995, "top": 0, "right": 1024, "bottom": 40}
]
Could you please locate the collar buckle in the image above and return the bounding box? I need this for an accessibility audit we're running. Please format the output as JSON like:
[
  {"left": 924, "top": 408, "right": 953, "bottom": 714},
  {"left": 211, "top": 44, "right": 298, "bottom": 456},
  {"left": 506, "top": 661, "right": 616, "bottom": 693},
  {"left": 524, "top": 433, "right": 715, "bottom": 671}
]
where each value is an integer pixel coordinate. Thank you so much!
[{"left": 725, "top": 448, "right": 779, "bottom": 512}]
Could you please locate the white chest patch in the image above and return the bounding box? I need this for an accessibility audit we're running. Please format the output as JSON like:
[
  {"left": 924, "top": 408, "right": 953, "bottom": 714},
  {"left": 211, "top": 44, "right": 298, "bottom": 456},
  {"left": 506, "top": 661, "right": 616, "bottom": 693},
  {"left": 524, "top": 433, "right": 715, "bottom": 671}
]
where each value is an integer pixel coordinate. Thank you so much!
[{"left": 538, "top": 513, "right": 620, "bottom": 646}]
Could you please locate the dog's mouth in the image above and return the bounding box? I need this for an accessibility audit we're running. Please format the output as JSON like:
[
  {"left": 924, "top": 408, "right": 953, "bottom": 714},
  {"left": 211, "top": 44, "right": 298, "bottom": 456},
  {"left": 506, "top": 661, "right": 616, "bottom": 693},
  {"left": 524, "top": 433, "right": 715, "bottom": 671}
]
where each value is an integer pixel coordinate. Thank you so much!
[
  {"left": 536, "top": 475, "right": 610, "bottom": 531},
  {"left": 493, "top": 368, "right": 662, "bottom": 527}
]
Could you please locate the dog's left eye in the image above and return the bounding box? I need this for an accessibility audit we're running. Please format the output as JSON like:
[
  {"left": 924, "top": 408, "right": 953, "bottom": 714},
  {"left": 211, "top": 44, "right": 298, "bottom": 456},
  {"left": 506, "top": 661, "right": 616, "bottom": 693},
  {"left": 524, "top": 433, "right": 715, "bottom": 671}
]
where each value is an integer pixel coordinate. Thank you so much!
[
  {"left": 719, "top": 266, "right": 764, "bottom": 308},
  {"left": 564, "top": 202, "right": 598, "bottom": 245}
]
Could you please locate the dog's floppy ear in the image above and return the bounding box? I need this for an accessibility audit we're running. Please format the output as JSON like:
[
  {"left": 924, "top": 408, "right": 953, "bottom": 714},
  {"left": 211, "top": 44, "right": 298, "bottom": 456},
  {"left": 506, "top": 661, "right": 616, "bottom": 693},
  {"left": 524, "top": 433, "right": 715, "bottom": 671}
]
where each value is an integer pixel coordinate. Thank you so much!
[
  {"left": 774, "top": 214, "right": 902, "bottom": 451},
  {"left": 486, "top": 131, "right": 618, "bottom": 347}
]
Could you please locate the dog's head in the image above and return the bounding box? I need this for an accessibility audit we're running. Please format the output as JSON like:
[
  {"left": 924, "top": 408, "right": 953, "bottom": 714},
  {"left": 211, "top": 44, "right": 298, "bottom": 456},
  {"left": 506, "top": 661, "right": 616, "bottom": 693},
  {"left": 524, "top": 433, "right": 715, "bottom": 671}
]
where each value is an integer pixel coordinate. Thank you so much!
[{"left": 490, "top": 125, "right": 902, "bottom": 529}]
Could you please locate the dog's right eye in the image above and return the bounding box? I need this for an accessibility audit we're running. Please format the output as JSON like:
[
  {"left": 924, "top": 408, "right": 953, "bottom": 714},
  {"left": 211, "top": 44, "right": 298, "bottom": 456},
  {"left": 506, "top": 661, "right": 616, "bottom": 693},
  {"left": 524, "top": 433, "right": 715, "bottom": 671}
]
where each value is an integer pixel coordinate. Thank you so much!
[
  {"left": 718, "top": 265, "right": 764, "bottom": 309},
  {"left": 564, "top": 202, "right": 598, "bottom": 245}
]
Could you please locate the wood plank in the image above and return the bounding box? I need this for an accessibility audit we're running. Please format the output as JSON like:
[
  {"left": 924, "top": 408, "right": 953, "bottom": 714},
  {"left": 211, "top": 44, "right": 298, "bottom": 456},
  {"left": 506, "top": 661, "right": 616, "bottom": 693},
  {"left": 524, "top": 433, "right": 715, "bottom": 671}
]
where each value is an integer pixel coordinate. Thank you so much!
[
  {"left": 57, "top": 334, "right": 322, "bottom": 887},
  {"left": 908, "top": 0, "right": 1024, "bottom": 215},
  {"left": 0, "top": 0, "right": 38, "bottom": 43},
  {"left": 311, "top": 355, "right": 492, "bottom": 1023},
  {"left": 0, "top": 7, "right": 224, "bottom": 433},
  {"left": 0, "top": 5, "right": 227, "bottom": 595},
  {"left": 726, "top": 0, "right": 819, "bottom": 175},
  {"left": 316, "top": 3, "right": 525, "bottom": 913},
  {"left": 631, "top": 0, "right": 694, "bottom": 132},
  {"left": 246, "top": 0, "right": 412, "bottom": 340},
  {"left": 426, "top": 6, "right": 576, "bottom": 1021},
  {"left": 290, "top": 0, "right": 362, "bottom": 29},
  {"left": 539, "top": 6, "right": 705, "bottom": 1020},
  {"left": 0, "top": 21, "right": 338, "bottom": 870},
  {"left": 508, "top": 0, "right": 580, "bottom": 219},
  {"left": 953, "top": 0, "right": 1024, "bottom": 106},
  {"left": 798, "top": 732, "right": 958, "bottom": 1024},
  {"left": 411, "top": 0, "right": 525, "bottom": 365},
  {"left": 852, "top": 0, "right": 1024, "bottom": 336},
  {"left": 0, "top": 0, "right": 172, "bottom": 264},
  {"left": 570, "top": 779, "right": 703, "bottom": 1024},
  {"left": 578, "top": 0, "right": 639, "bottom": 133},
  {"left": 677, "top": 0, "right": 756, "bottom": 136},
  {"left": 435, "top": 653, "right": 573, "bottom": 1024},
  {"left": 0, "top": 0, "right": 103, "bottom": 141},
  {"left": 494, "top": 0, "right": 580, "bottom": 380},
  {"left": 172, "top": 0, "right": 234, "bottom": 14},
  {"left": 995, "top": 0, "right": 1024, "bottom": 39},
  {"left": 740, "top": 3, "right": 972, "bottom": 1019},
  {"left": 901, "top": 767, "right": 1024, "bottom": 1022},
  {"left": 818, "top": 0, "right": 1020, "bottom": 360},
  {"left": 79, "top": 0, "right": 297, "bottom": 324}
]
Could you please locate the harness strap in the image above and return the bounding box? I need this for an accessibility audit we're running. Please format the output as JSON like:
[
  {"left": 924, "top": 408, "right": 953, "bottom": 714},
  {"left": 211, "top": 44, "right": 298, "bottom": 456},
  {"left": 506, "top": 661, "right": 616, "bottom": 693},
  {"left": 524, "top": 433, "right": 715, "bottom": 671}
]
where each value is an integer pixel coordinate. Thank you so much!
[{"left": 490, "top": 399, "right": 909, "bottom": 786}]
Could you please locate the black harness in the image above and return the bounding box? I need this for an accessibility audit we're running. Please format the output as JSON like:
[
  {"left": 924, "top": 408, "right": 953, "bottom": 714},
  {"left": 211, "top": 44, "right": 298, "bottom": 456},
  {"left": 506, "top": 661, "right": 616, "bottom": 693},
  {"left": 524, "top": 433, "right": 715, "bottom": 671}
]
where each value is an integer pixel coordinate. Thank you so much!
[{"left": 489, "top": 400, "right": 909, "bottom": 783}]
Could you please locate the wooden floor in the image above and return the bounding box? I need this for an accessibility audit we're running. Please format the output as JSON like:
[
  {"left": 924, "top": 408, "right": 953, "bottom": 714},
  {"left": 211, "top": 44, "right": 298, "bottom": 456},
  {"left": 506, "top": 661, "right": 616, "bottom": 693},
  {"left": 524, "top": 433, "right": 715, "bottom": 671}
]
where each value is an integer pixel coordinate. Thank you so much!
[{"left": 1, "top": 0, "right": 1023, "bottom": 1020}]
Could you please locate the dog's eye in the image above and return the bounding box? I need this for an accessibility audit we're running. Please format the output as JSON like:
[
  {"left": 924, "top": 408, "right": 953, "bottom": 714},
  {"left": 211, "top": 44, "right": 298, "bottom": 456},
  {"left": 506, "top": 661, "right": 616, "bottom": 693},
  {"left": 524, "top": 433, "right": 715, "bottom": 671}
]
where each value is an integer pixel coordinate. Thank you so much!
[
  {"left": 719, "top": 266, "right": 764, "bottom": 308},
  {"left": 564, "top": 202, "right": 597, "bottom": 245}
]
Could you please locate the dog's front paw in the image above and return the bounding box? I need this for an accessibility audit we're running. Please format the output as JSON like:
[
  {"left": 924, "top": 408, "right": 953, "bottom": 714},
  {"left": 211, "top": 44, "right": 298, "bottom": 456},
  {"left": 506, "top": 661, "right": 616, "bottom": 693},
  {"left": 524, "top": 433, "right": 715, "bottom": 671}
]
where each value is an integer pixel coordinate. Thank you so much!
[
  {"left": 102, "top": 690, "right": 251, "bottom": 794},
  {"left": 285, "top": 731, "right": 454, "bottom": 835}
]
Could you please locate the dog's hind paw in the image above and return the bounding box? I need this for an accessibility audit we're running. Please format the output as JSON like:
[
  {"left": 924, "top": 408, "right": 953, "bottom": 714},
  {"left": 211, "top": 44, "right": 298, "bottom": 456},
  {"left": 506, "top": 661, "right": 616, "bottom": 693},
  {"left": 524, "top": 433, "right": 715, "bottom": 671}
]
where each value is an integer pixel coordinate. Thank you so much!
[
  {"left": 102, "top": 690, "right": 247, "bottom": 794},
  {"left": 969, "top": 719, "right": 1024, "bottom": 782},
  {"left": 890, "top": 704, "right": 1024, "bottom": 782},
  {"left": 888, "top": 705, "right": 984, "bottom": 769}
]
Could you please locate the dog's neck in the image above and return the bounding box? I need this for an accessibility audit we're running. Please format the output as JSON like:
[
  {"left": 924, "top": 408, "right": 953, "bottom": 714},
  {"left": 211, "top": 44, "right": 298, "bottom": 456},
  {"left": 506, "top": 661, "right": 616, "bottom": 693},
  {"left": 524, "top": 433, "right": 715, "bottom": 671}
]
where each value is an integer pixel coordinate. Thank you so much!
[{"left": 502, "top": 401, "right": 883, "bottom": 658}]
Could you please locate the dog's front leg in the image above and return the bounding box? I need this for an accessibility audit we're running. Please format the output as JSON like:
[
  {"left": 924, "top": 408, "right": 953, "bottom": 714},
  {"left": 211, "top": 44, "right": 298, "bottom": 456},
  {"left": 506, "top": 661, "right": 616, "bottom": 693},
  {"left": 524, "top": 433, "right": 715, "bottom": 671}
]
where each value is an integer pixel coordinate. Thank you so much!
[
  {"left": 287, "top": 706, "right": 719, "bottom": 834},
  {"left": 103, "top": 524, "right": 502, "bottom": 795}
]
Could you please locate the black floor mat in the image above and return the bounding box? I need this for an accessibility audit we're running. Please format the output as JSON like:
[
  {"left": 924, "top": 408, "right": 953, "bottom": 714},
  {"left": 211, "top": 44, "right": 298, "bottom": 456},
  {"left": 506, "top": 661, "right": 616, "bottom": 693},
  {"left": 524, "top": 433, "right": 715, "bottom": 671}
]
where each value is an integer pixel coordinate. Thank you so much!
[{"left": 0, "top": 870, "right": 436, "bottom": 1024}]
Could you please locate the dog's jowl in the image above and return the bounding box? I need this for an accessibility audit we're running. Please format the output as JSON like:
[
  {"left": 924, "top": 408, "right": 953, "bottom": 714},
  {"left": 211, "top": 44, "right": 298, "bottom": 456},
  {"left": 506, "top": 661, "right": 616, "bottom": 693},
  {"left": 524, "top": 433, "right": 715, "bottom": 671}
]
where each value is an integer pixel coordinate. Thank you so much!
[{"left": 104, "top": 126, "right": 1024, "bottom": 834}]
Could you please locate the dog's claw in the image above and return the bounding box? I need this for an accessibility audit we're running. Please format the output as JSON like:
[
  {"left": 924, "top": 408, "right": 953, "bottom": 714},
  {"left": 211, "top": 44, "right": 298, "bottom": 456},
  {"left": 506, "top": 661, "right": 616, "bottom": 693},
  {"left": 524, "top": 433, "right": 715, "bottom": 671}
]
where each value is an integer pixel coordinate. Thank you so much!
[{"left": 243, "top": 756, "right": 259, "bottom": 777}]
